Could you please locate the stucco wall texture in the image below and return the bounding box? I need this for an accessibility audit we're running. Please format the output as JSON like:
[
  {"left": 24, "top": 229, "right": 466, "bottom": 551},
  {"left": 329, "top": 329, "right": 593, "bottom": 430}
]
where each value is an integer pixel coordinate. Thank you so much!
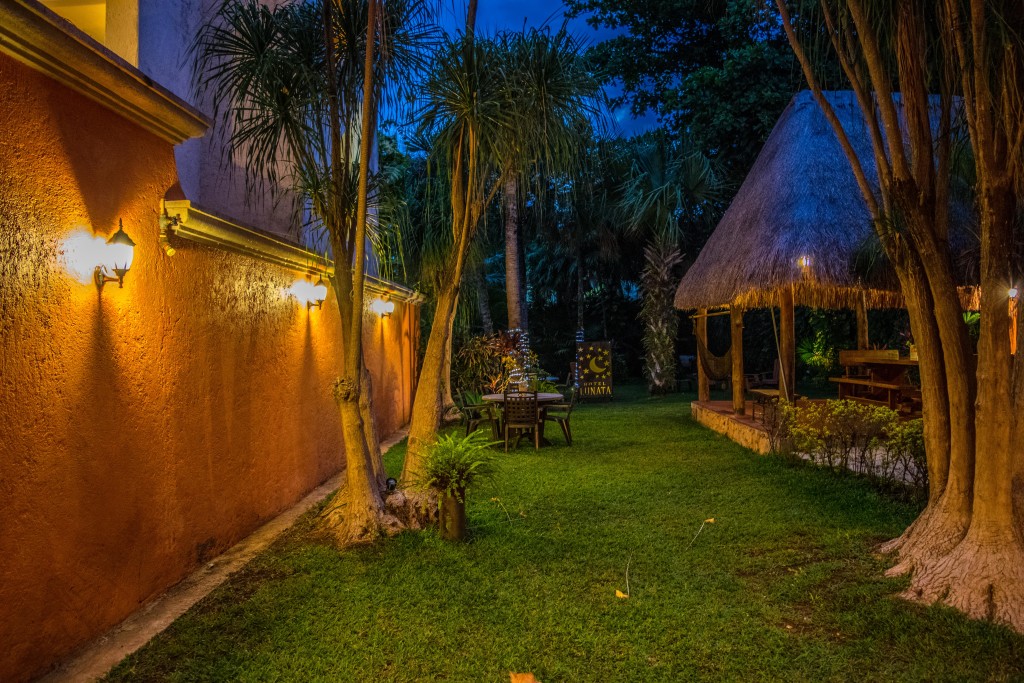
[{"left": 0, "top": 56, "right": 417, "bottom": 682}]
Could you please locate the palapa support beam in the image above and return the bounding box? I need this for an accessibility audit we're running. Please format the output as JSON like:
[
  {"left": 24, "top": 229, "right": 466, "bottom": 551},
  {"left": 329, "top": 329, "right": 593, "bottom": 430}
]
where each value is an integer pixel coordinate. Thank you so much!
[
  {"left": 856, "top": 291, "right": 869, "bottom": 350},
  {"left": 697, "top": 308, "right": 710, "bottom": 402},
  {"left": 780, "top": 287, "right": 796, "bottom": 402},
  {"left": 731, "top": 306, "right": 745, "bottom": 414}
]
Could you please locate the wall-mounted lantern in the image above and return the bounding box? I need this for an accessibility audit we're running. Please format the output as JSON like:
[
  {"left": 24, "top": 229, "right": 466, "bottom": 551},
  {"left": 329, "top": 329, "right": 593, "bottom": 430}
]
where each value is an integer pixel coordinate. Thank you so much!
[
  {"left": 309, "top": 275, "right": 328, "bottom": 310},
  {"left": 797, "top": 255, "right": 812, "bottom": 269},
  {"left": 62, "top": 221, "right": 135, "bottom": 289},
  {"left": 289, "top": 276, "right": 329, "bottom": 310},
  {"left": 370, "top": 296, "right": 395, "bottom": 319},
  {"left": 96, "top": 220, "right": 136, "bottom": 289}
]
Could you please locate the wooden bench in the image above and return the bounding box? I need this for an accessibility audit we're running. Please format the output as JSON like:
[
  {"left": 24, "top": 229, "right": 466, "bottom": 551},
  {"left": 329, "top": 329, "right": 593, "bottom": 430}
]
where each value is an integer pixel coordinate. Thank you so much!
[{"left": 832, "top": 349, "right": 917, "bottom": 411}]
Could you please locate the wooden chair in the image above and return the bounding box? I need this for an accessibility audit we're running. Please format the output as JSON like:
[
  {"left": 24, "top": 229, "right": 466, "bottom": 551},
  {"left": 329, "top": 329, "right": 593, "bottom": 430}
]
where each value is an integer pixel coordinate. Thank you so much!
[
  {"left": 555, "top": 364, "right": 576, "bottom": 395},
  {"left": 745, "top": 358, "right": 780, "bottom": 390},
  {"left": 543, "top": 386, "right": 577, "bottom": 446},
  {"left": 503, "top": 390, "right": 541, "bottom": 451},
  {"left": 456, "top": 389, "right": 500, "bottom": 440}
]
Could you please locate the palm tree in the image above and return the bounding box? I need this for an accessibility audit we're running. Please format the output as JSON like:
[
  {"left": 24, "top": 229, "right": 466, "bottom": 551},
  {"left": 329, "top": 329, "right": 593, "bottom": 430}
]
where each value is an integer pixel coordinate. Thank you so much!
[
  {"left": 620, "top": 136, "right": 720, "bottom": 395},
  {"left": 498, "top": 25, "right": 602, "bottom": 337},
  {"left": 193, "top": 0, "right": 434, "bottom": 543},
  {"left": 401, "top": 28, "right": 514, "bottom": 485}
]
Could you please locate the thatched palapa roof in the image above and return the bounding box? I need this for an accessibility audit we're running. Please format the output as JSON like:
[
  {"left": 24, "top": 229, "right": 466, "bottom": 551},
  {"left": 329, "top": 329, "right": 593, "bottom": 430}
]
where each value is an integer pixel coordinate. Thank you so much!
[{"left": 676, "top": 90, "right": 916, "bottom": 312}]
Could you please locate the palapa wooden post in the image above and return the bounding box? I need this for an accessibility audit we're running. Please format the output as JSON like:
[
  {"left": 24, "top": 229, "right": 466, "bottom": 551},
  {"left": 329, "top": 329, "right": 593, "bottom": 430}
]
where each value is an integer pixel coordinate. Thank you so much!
[
  {"left": 855, "top": 291, "right": 869, "bottom": 350},
  {"left": 731, "top": 306, "right": 745, "bottom": 414},
  {"left": 696, "top": 307, "right": 710, "bottom": 402},
  {"left": 780, "top": 286, "right": 796, "bottom": 402}
]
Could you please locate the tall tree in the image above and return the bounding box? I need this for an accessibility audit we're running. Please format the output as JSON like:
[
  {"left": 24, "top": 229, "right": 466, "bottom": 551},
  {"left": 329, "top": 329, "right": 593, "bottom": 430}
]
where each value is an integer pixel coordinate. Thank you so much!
[
  {"left": 194, "top": 0, "right": 433, "bottom": 543},
  {"left": 498, "top": 25, "right": 603, "bottom": 336},
  {"left": 620, "top": 136, "right": 720, "bottom": 394},
  {"left": 401, "top": 22, "right": 602, "bottom": 483},
  {"left": 564, "top": 0, "right": 799, "bottom": 184},
  {"left": 776, "top": 0, "right": 1024, "bottom": 629},
  {"left": 401, "top": 20, "right": 512, "bottom": 485}
]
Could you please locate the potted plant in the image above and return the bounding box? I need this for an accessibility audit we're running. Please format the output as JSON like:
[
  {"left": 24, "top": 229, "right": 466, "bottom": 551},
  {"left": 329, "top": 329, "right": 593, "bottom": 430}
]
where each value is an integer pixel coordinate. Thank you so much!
[{"left": 419, "top": 431, "right": 496, "bottom": 541}]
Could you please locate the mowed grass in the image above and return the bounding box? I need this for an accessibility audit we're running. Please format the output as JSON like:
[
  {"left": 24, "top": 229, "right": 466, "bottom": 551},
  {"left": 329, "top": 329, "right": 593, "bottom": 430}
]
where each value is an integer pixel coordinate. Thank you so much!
[{"left": 106, "top": 386, "right": 1024, "bottom": 682}]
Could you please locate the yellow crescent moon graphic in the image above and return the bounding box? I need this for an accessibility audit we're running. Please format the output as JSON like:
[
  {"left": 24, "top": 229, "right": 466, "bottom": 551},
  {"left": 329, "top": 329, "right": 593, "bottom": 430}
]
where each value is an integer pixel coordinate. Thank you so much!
[{"left": 589, "top": 357, "right": 607, "bottom": 374}]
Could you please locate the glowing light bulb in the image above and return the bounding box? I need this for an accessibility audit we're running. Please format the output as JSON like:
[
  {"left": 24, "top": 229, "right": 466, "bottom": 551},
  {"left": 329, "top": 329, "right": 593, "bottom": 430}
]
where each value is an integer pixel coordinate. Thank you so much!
[
  {"left": 370, "top": 297, "right": 395, "bottom": 318},
  {"left": 1010, "top": 287, "right": 1019, "bottom": 300}
]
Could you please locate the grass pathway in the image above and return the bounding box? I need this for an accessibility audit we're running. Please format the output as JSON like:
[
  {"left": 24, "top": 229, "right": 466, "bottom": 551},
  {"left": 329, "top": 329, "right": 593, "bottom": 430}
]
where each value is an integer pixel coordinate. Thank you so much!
[{"left": 107, "top": 386, "right": 1024, "bottom": 682}]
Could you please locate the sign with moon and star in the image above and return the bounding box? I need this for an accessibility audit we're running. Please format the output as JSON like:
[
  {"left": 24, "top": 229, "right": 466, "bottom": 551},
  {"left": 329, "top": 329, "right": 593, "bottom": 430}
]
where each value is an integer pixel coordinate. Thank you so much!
[{"left": 577, "top": 342, "right": 613, "bottom": 400}]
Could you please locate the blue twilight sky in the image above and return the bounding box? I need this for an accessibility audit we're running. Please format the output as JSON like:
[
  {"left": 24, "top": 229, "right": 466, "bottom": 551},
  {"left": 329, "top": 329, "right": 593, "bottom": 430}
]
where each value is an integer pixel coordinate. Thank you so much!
[{"left": 435, "top": 0, "right": 659, "bottom": 136}]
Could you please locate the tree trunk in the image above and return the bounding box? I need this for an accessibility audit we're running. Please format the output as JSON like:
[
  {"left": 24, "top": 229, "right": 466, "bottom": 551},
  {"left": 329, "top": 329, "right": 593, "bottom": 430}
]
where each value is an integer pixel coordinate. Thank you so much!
[
  {"left": 471, "top": 264, "right": 494, "bottom": 334},
  {"left": 442, "top": 294, "right": 458, "bottom": 414},
  {"left": 775, "top": 0, "right": 1024, "bottom": 631},
  {"left": 640, "top": 239, "right": 681, "bottom": 395},
  {"left": 402, "top": 284, "right": 459, "bottom": 486},
  {"left": 504, "top": 177, "right": 526, "bottom": 332},
  {"left": 360, "top": 361, "right": 385, "bottom": 488},
  {"left": 319, "top": 0, "right": 395, "bottom": 544}
]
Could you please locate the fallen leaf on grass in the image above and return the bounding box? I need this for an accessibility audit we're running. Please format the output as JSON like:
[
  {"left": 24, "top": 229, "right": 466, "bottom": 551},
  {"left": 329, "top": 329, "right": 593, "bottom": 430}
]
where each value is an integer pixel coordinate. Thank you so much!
[
  {"left": 615, "top": 589, "right": 629, "bottom": 599},
  {"left": 704, "top": 518, "right": 715, "bottom": 523},
  {"left": 510, "top": 673, "right": 540, "bottom": 683}
]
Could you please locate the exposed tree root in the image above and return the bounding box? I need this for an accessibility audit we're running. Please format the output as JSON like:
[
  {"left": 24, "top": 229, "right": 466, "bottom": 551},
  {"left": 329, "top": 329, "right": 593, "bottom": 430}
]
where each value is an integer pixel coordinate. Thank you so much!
[
  {"left": 898, "top": 529, "right": 1024, "bottom": 633},
  {"left": 320, "top": 487, "right": 403, "bottom": 546},
  {"left": 319, "top": 486, "right": 438, "bottom": 546},
  {"left": 879, "top": 499, "right": 969, "bottom": 577},
  {"left": 384, "top": 488, "right": 438, "bottom": 530}
]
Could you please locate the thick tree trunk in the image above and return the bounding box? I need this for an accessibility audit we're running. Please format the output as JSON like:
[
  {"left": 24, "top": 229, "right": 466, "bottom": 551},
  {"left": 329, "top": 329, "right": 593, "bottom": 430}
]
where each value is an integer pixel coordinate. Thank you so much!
[
  {"left": 402, "top": 285, "right": 459, "bottom": 486},
  {"left": 359, "top": 361, "right": 385, "bottom": 488},
  {"left": 442, "top": 295, "right": 457, "bottom": 414},
  {"left": 318, "top": 0, "right": 400, "bottom": 544},
  {"left": 640, "top": 240, "right": 681, "bottom": 395},
  {"left": 776, "top": 0, "right": 1024, "bottom": 633},
  {"left": 504, "top": 177, "right": 526, "bottom": 332}
]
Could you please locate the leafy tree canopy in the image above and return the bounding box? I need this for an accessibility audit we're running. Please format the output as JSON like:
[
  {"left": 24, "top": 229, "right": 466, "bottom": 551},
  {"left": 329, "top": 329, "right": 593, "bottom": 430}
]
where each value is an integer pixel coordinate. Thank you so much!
[{"left": 564, "top": 0, "right": 800, "bottom": 181}]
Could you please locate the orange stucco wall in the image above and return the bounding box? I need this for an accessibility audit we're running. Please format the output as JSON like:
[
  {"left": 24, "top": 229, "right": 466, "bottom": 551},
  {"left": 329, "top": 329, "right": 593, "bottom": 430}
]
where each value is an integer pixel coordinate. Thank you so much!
[{"left": 0, "top": 55, "right": 417, "bottom": 681}]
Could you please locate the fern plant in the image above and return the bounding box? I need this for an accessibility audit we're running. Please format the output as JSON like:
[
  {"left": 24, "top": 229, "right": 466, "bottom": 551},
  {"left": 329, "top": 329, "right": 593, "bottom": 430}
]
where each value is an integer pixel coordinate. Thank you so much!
[{"left": 419, "top": 431, "right": 497, "bottom": 503}]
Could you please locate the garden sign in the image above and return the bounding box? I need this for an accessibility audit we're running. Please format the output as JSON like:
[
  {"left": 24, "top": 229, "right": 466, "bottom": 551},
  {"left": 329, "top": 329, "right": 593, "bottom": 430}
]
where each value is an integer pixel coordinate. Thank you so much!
[{"left": 577, "top": 341, "right": 613, "bottom": 400}]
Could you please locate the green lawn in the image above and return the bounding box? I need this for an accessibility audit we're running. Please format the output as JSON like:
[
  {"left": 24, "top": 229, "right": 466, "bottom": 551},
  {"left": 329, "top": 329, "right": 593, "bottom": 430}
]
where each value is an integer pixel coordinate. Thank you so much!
[{"left": 106, "top": 386, "right": 1024, "bottom": 682}]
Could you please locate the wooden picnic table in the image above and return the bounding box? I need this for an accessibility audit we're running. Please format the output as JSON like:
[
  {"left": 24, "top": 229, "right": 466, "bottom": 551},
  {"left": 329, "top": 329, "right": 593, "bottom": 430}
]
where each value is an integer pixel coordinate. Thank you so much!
[{"left": 830, "top": 351, "right": 919, "bottom": 412}]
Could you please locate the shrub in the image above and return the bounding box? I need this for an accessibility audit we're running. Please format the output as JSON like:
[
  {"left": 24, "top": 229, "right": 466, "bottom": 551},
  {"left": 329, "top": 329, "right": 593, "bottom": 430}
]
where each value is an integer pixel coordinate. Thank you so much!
[
  {"left": 418, "top": 430, "right": 496, "bottom": 503},
  {"left": 789, "top": 400, "right": 894, "bottom": 473},
  {"left": 878, "top": 418, "right": 928, "bottom": 497},
  {"left": 453, "top": 330, "right": 555, "bottom": 395},
  {"left": 774, "top": 400, "right": 926, "bottom": 498}
]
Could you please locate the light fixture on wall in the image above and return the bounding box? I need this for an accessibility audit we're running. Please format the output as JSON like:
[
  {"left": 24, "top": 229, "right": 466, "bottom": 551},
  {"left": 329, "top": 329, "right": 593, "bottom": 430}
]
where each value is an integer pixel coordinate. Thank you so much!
[
  {"left": 94, "top": 219, "right": 136, "bottom": 289},
  {"left": 289, "top": 275, "right": 329, "bottom": 310},
  {"left": 797, "top": 255, "right": 812, "bottom": 269},
  {"left": 1010, "top": 287, "right": 1019, "bottom": 300},
  {"left": 309, "top": 275, "right": 328, "bottom": 310},
  {"left": 370, "top": 296, "right": 395, "bottom": 319},
  {"left": 60, "top": 221, "right": 134, "bottom": 289}
]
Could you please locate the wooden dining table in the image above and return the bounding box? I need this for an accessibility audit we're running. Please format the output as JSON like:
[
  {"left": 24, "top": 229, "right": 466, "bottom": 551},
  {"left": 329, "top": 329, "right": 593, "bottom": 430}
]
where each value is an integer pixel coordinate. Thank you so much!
[{"left": 482, "top": 392, "right": 566, "bottom": 445}]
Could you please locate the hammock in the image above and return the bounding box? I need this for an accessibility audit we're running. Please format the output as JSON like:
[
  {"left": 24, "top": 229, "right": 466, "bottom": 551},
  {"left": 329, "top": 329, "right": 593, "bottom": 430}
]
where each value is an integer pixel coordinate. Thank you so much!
[{"left": 695, "top": 332, "right": 732, "bottom": 382}]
